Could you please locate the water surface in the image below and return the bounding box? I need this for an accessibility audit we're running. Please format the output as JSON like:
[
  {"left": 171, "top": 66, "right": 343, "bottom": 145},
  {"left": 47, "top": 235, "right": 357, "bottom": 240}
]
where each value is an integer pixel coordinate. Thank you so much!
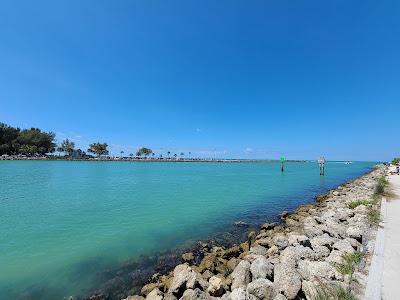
[{"left": 0, "top": 161, "right": 375, "bottom": 299}]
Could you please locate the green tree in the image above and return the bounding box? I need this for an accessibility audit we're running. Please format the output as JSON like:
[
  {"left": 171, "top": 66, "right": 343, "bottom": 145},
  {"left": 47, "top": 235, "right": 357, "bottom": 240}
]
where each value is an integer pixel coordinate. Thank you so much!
[
  {"left": 136, "top": 147, "right": 153, "bottom": 158},
  {"left": 0, "top": 123, "right": 20, "bottom": 155},
  {"left": 87, "top": 142, "right": 109, "bottom": 158},
  {"left": 15, "top": 127, "right": 56, "bottom": 155},
  {"left": 57, "top": 139, "right": 75, "bottom": 156}
]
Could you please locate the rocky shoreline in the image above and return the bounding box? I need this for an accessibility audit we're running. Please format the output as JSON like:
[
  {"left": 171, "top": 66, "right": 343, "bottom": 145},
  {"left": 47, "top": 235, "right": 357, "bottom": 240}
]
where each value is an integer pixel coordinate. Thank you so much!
[{"left": 102, "top": 165, "right": 385, "bottom": 300}]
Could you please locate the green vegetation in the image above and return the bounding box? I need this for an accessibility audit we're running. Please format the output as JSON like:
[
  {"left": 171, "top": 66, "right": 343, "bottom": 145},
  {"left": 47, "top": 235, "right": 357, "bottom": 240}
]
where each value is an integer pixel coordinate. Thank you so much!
[
  {"left": 334, "top": 252, "right": 363, "bottom": 277},
  {"left": 312, "top": 284, "right": 357, "bottom": 300},
  {"left": 347, "top": 199, "right": 371, "bottom": 209},
  {"left": 392, "top": 157, "right": 400, "bottom": 165},
  {"left": 87, "top": 142, "right": 109, "bottom": 157},
  {"left": 374, "top": 176, "right": 388, "bottom": 196},
  {"left": 57, "top": 139, "right": 75, "bottom": 156},
  {"left": 136, "top": 147, "right": 153, "bottom": 158},
  {"left": 0, "top": 122, "right": 56, "bottom": 156},
  {"left": 368, "top": 208, "right": 381, "bottom": 226}
]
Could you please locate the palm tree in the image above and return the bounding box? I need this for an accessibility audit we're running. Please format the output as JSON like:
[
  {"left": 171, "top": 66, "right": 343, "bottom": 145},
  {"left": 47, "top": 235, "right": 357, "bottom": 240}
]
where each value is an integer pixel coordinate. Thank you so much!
[
  {"left": 120, "top": 150, "right": 124, "bottom": 158},
  {"left": 180, "top": 152, "right": 184, "bottom": 160},
  {"left": 174, "top": 153, "right": 177, "bottom": 160},
  {"left": 167, "top": 151, "right": 171, "bottom": 159},
  {"left": 129, "top": 153, "right": 134, "bottom": 159},
  {"left": 58, "top": 139, "right": 75, "bottom": 157},
  {"left": 152, "top": 152, "right": 155, "bottom": 159}
]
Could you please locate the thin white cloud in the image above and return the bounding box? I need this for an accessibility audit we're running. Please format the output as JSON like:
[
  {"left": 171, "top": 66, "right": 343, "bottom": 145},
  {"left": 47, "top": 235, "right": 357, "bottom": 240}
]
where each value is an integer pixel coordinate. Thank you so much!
[
  {"left": 245, "top": 147, "right": 254, "bottom": 154},
  {"left": 196, "top": 128, "right": 201, "bottom": 132}
]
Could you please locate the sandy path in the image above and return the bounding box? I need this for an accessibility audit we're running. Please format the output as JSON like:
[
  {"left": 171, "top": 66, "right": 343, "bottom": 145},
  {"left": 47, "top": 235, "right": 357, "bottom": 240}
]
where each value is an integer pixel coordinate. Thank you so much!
[{"left": 382, "top": 168, "right": 400, "bottom": 300}]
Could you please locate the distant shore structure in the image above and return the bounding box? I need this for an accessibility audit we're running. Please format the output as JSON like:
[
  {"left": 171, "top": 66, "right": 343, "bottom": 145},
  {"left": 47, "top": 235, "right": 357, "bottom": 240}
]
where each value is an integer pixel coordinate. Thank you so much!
[{"left": 0, "top": 154, "right": 310, "bottom": 163}]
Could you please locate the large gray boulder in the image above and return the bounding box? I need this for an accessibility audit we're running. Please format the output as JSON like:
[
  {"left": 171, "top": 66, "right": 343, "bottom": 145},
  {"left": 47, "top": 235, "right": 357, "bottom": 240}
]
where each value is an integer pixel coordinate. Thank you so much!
[
  {"left": 169, "top": 264, "right": 208, "bottom": 294},
  {"left": 332, "top": 239, "right": 355, "bottom": 254},
  {"left": 273, "top": 261, "right": 301, "bottom": 299},
  {"left": 250, "top": 256, "right": 274, "bottom": 280},
  {"left": 297, "top": 260, "right": 342, "bottom": 281},
  {"left": 230, "top": 288, "right": 247, "bottom": 300},
  {"left": 246, "top": 278, "right": 273, "bottom": 299},
  {"left": 231, "top": 260, "right": 251, "bottom": 290}
]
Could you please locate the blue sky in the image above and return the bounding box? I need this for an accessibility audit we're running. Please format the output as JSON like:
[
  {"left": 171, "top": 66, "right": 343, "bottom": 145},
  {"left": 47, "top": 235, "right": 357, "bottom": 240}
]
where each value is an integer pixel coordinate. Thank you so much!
[{"left": 0, "top": 1, "right": 399, "bottom": 160}]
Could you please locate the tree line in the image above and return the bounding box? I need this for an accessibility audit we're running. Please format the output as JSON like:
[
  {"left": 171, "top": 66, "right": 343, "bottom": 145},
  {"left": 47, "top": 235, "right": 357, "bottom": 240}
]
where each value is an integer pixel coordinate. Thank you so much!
[
  {"left": 1, "top": 122, "right": 191, "bottom": 159},
  {"left": 0, "top": 122, "right": 56, "bottom": 155}
]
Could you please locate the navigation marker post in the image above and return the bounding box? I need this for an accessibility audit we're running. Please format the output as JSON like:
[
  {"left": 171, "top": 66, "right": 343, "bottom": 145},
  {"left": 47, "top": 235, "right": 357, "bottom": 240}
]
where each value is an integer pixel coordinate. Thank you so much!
[
  {"left": 280, "top": 157, "right": 285, "bottom": 172},
  {"left": 318, "top": 157, "right": 326, "bottom": 176}
]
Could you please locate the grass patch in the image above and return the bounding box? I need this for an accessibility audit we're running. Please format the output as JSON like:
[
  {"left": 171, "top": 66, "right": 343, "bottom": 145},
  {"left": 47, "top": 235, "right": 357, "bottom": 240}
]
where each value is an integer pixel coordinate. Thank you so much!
[
  {"left": 347, "top": 199, "right": 370, "bottom": 209},
  {"left": 368, "top": 208, "right": 381, "bottom": 226},
  {"left": 333, "top": 286, "right": 357, "bottom": 300},
  {"left": 374, "top": 176, "right": 388, "bottom": 196},
  {"left": 312, "top": 285, "right": 357, "bottom": 300},
  {"left": 335, "top": 252, "right": 363, "bottom": 276}
]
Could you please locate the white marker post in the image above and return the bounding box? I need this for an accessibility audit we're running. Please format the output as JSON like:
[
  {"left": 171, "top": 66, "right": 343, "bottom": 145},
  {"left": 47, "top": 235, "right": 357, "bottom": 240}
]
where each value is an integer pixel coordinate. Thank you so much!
[{"left": 318, "top": 157, "right": 325, "bottom": 176}]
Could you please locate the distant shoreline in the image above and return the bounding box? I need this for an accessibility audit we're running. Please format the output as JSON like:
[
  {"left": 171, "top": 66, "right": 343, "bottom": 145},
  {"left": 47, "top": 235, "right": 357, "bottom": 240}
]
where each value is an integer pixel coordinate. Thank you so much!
[{"left": 0, "top": 155, "right": 308, "bottom": 163}]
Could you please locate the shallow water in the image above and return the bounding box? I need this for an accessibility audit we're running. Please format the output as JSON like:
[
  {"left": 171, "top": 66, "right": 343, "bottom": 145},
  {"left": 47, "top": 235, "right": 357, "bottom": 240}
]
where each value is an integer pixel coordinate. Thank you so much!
[{"left": 0, "top": 161, "right": 375, "bottom": 299}]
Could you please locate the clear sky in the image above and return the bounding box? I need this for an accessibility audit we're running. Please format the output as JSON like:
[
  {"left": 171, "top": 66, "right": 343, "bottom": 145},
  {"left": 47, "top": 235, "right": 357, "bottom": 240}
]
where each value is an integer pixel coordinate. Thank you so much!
[{"left": 0, "top": 1, "right": 399, "bottom": 161}]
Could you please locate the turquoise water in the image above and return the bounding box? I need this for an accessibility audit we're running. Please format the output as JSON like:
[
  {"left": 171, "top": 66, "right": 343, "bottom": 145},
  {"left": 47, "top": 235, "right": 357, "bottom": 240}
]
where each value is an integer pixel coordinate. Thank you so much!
[{"left": 0, "top": 161, "right": 375, "bottom": 299}]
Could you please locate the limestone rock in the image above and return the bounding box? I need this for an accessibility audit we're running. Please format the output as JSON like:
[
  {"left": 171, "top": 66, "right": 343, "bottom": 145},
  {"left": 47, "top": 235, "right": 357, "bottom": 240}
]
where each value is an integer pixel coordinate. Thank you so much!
[
  {"left": 142, "top": 283, "right": 162, "bottom": 296},
  {"left": 273, "top": 262, "right": 301, "bottom": 299},
  {"left": 246, "top": 278, "right": 273, "bottom": 299},
  {"left": 207, "top": 276, "right": 225, "bottom": 297},
  {"left": 250, "top": 256, "right": 274, "bottom": 280},
  {"left": 146, "top": 288, "right": 163, "bottom": 300},
  {"left": 273, "top": 294, "right": 288, "bottom": 300},
  {"left": 273, "top": 234, "right": 289, "bottom": 250},
  {"left": 180, "top": 288, "right": 209, "bottom": 300},
  {"left": 230, "top": 288, "right": 247, "bottom": 300},
  {"left": 231, "top": 260, "right": 251, "bottom": 290},
  {"left": 346, "top": 226, "right": 363, "bottom": 241},
  {"left": 297, "top": 260, "right": 341, "bottom": 281},
  {"left": 332, "top": 240, "right": 355, "bottom": 254},
  {"left": 169, "top": 264, "right": 207, "bottom": 294}
]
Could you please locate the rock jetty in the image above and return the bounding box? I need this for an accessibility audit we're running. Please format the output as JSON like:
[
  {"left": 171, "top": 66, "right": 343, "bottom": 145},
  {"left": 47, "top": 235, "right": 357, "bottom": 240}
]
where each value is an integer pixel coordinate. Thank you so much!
[{"left": 121, "top": 165, "right": 385, "bottom": 300}]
